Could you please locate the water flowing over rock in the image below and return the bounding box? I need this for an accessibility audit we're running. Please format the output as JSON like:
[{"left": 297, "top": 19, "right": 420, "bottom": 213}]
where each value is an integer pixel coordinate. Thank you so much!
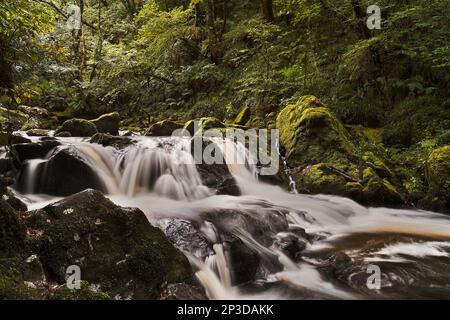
[
  {"left": 23, "top": 189, "right": 194, "bottom": 299},
  {"left": 6, "top": 134, "right": 450, "bottom": 300}
]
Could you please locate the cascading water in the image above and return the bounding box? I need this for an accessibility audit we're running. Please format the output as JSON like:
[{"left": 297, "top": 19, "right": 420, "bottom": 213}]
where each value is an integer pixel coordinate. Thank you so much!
[{"left": 11, "top": 133, "right": 450, "bottom": 300}]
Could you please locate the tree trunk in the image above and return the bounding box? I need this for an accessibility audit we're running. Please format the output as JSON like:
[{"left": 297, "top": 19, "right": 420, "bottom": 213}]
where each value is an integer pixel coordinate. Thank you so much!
[{"left": 260, "top": 0, "right": 275, "bottom": 22}]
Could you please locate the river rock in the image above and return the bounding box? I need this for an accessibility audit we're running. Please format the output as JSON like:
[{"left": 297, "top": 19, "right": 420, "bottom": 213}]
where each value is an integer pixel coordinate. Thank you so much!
[
  {"left": 145, "top": 120, "right": 184, "bottom": 137},
  {"left": 23, "top": 189, "right": 193, "bottom": 299},
  {"left": 91, "top": 112, "right": 120, "bottom": 135},
  {"left": 55, "top": 118, "right": 98, "bottom": 137},
  {"left": 90, "top": 133, "right": 133, "bottom": 150},
  {"left": 13, "top": 140, "right": 60, "bottom": 162},
  {"left": 16, "top": 146, "right": 105, "bottom": 196}
]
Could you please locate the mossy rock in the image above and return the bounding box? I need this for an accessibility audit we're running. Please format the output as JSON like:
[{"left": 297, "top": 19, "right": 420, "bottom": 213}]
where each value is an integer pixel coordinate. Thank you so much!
[
  {"left": 276, "top": 96, "right": 356, "bottom": 168},
  {"left": 50, "top": 281, "right": 109, "bottom": 300},
  {"left": 0, "top": 107, "right": 28, "bottom": 131},
  {"left": 145, "top": 120, "right": 184, "bottom": 137},
  {"left": 0, "top": 200, "right": 46, "bottom": 299},
  {"left": 55, "top": 118, "right": 98, "bottom": 137},
  {"left": 294, "top": 164, "right": 403, "bottom": 206},
  {"left": 26, "top": 129, "right": 50, "bottom": 137},
  {"left": 184, "top": 117, "right": 225, "bottom": 136},
  {"left": 234, "top": 106, "right": 251, "bottom": 126},
  {"left": 91, "top": 112, "right": 120, "bottom": 135},
  {"left": 90, "top": 133, "right": 133, "bottom": 150},
  {"left": 24, "top": 189, "right": 193, "bottom": 299}
]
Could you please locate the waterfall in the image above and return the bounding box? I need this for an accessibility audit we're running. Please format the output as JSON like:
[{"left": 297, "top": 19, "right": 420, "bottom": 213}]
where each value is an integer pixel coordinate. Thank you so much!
[{"left": 12, "top": 134, "right": 450, "bottom": 300}]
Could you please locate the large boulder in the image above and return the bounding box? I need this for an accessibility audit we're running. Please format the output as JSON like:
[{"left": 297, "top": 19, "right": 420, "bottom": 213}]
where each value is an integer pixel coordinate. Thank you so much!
[
  {"left": 276, "top": 96, "right": 404, "bottom": 206},
  {"left": 55, "top": 118, "right": 98, "bottom": 137},
  {"left": 16, "top": 146, "right": 105, "bottom": 196},
  {"left": 91, "top": 112, "right": 120, "bottom": 135},
  {"left": 145, "top": 120, "right": 184, "bottom": 137},
  {"left": 277, "top": 96, "right": 356, "bottom": 168},
  {"left": 24, "top": 189, "right": 193, "bottom": 299}
]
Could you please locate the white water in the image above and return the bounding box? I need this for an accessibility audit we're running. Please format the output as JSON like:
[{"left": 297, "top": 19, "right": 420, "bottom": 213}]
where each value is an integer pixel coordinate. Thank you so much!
[{"left": 11, "top": 134, "right": 450, "bottom": 300}]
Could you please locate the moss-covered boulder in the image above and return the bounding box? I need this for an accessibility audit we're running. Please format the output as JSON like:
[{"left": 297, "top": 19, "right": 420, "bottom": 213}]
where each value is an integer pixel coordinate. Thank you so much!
[
  {"left": 277, "top": 96, "right": 356, "bottom": 168},
  {"left": 277, "top": 96, "right": 405, "bottom": 206},
  {"left": 234, "top": 106, "right": 251, "bottom": 126},
  {"left": 23, "top": 189, "right": 193, "bottom": 299},
  {"left": 91, "top": 112, "right": 120, "bottom": 135},
  {"left": 145, "top": 120, "right": 184, "bottom": 137},
  {"left": 55, "top": 118, "right": 98, "bottom": 137},
  {"left": 184, "top": 117, "right": 225, "bottom": 136}
]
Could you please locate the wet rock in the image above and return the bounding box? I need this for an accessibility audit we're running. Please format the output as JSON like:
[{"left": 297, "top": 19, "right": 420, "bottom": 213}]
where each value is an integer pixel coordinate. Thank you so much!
[
  {"left": 227, "top": 239, "right": 260, "bottom": 285},
  {"left": 16, "top": 146, "right": 105, "bottom": 196},
  {"left": 91, "top": 112, "right": 120, "bottom": 135},
  {"left": 90, "top": 133, "right": 133, "bottom": 150},
  {"left": 273, "top": 232, "right": 307, "bottom": 260},
  {"left": 13, "top": 140, "right": 60, "bottom": 162},
  {"left": 159, "top": 218, "right": 213, "bottom": 259},
  {"left": 2, "top": 190, "right": 28, "bottom": 212},
  {"left": 192, "top": 138, "right": 241, "bottom": 196},
  {"left": 55, "top": 118, "right": 98, "bottom": 137},
  {"left": 23, "top": 189, "right": 193, "bottom": 299},
  {"left": 11, "top": 134, "right": 31, "bottom": 144}
]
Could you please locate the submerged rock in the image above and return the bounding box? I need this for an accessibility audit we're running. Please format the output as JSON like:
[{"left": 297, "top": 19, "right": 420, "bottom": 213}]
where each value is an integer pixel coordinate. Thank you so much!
[
  {"left": 55, "top": 118, "right": 98, "bottom": 137},
  {"left": 23, "top": 189, "right": 193, "bottom": 299},
  {"left": 91, "top": 112, "right": 120, "bottom": 135}
]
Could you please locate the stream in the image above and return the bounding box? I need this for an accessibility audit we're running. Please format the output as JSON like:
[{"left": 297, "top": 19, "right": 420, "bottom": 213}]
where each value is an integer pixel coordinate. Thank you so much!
[{"left": 7, "top": 133, "right": 450, "bottom": 300}]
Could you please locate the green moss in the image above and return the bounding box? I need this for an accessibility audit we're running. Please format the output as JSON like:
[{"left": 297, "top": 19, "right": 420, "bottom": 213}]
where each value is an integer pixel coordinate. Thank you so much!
[
  {"left": 55, "top": 118, "right": 98, "bottom": 137},
  {"left": 276, "top": 96, "right": 356, "bottom": 168},
  {"left": 145, "top": 120, "right": 184, "bottom": 136},
  {"left": 425, "top": 146, "right": 450, "bottom": 200},
  {"left": 51, "top": 281, "right": 110, "bottom": 300},
  {"left": 0, "top": 107, "right": 28, "bottom": 131},
  {"left": 234, "top": 106, "right": 251, "bottom": 126},
  {"left": 91, "top": 112, "right": 120, "bottom": 135}
]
